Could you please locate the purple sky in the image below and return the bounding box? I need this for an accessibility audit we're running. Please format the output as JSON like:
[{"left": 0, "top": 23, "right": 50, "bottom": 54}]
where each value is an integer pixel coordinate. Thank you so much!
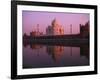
[{"left": 22, "top": 11, "right": 89, "bottom": 35}]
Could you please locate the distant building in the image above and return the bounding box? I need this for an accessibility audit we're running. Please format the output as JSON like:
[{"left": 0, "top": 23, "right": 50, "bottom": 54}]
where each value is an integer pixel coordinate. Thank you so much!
[
  {"left": 23, "top": 33, "right": 28, "bottom": 38},
  {"left": 46, "top": 18, "right": 64, "bottom": 35},
  {"left": 30, "top": 31, "right": 43, "bottom": 37},
  {"left": 80, "top": 21, "right": 89, "bottom": 38}
]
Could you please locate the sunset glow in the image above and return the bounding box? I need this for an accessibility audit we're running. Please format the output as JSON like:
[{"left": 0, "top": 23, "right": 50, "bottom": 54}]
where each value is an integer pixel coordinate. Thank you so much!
[{"left": 22, "top": 11, "right": 89, "bottom": 35}]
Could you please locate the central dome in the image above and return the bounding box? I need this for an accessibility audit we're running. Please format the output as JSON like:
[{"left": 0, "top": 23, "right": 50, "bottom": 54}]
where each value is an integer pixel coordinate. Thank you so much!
[{"left": 52, "top": 18, "right": 59, "bottom": 27}]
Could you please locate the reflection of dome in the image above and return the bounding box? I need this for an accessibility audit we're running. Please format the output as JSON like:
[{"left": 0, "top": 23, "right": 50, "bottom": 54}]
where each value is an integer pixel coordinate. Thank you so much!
[{"left": 46, "top": 46, "right": 64, "bottom": 62}]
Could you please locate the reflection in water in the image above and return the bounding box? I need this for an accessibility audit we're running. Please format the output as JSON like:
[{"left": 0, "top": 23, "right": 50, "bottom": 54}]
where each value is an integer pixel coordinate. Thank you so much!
[
  {"left": 46, "top": 46, "right": 64, "bottom": 62},
  {"left": 23, "top": 43, "right": 89, "bottom": 69},
  {"left": 80, "top": 45, "right": 89, "bottom": 59},
  {"left": 30, "top": 44, "right": 43, "bottom": 49}
]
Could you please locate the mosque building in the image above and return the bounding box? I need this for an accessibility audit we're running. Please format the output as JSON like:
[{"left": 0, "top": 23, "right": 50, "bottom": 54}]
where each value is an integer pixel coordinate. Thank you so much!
[
  {"left": 30, "top": 24, "right": 43, "bottom": 37},
  {"left": 46, "top": 18, "right": 64, "bottom": 35}
]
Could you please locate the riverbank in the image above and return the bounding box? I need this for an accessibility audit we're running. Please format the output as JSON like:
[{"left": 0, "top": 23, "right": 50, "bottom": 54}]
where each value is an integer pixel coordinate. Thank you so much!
[{"left": 23, "top": 38, "right": 89, "bottom": 47}]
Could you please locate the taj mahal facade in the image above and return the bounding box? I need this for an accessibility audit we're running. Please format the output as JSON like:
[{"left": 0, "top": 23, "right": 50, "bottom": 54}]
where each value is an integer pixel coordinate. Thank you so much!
[{"left": 46, "top": 18, "right": 64, "bottom": 35}]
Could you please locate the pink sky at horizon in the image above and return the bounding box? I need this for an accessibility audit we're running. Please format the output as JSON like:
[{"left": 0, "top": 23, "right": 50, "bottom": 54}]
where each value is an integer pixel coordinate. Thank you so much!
[{"left": 22, "top": 11, "right": 89, "bottom": 35}]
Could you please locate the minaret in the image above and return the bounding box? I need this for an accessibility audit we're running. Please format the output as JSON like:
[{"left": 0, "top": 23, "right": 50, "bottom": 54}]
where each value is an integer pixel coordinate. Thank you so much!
[
  {"left": 70, "top": 24, "right": 72, "bottom": 56},
  {"left": 70, "top": 24, "right": 72, "bottom": 34},
  {"left": 37, "top": 24, "right": 39, "bottom": 32}
]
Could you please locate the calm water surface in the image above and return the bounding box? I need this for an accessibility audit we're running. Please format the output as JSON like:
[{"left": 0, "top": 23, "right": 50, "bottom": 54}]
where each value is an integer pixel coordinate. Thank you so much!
[{"left": 23, "top": 43, "right": 89, "bottom": 69}]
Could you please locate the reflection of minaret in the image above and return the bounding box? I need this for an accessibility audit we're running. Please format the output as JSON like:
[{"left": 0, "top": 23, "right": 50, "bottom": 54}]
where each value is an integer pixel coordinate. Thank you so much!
[
  {"left": 70, "top": 47, "right": 72, "bottom": 56},
  {"left": 37, "top": 46, "right": 39, "bottom": 56},
  {"left": 69, "top": 19, "right": 72, "bottom": 57}
]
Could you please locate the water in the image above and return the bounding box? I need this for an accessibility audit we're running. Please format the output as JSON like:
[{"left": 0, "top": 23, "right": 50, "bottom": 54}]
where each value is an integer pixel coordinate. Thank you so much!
[{"left": 23, "top": 43, "right": 89, "bottom": 69}]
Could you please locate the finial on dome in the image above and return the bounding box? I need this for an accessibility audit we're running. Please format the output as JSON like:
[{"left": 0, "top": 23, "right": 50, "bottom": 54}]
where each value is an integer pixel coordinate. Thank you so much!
[{"left": 52, "top": 18, "right": 58, "bottom": 26}]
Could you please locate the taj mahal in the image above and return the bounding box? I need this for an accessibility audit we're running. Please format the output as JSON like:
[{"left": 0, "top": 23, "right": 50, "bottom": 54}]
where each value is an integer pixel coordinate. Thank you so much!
[{"left": 46, "top": 18, "right": 64, "bottom": 35}]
